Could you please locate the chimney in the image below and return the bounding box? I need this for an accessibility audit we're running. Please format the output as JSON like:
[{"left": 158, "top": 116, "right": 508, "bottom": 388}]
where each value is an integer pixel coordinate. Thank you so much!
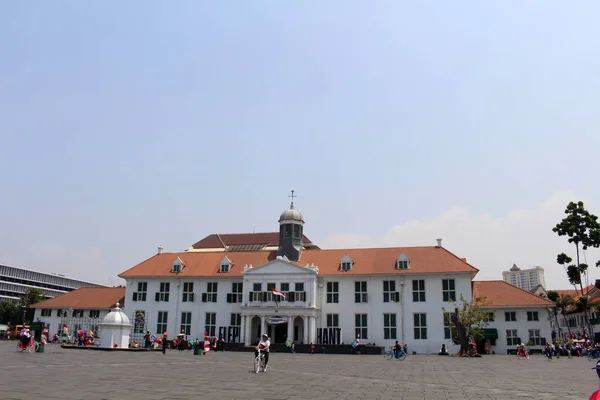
[
  {"left": 436, "top": 238, "right": 442, "bottom": 248},
  {"left": 157, "top": 245, "right": 164, "bottom": 255}
]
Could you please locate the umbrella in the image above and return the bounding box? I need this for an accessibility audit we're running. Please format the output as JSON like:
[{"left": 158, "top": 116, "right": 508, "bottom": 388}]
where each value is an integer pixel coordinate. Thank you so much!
[
  {"left": 589, "top": 390, "right": 600, "bottom": 400},
  {"left": 77, "top": 330, "right": 85, "bottom": 335}
]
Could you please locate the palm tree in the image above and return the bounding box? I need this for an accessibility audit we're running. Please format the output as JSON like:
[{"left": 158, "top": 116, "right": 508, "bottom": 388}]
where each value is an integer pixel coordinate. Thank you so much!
[{"left": 548, "top": 291, "right": 575, "bottom": 339}]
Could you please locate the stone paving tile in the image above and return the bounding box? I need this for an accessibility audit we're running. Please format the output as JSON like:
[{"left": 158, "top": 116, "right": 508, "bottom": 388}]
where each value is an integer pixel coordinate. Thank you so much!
[{"left": 0, "top": 341, "right": 597, "bottom": 399}]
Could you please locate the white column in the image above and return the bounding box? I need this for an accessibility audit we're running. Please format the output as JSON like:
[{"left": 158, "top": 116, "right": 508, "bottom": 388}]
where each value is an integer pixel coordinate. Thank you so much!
[
  {"left": 287, "top": 316, "right": 293, "bottom": 342},
  {"left": 303, "top": 316, "right": 308, "bottom": 344},
  {"left": 260, "top": 316, "right": 266, "bottom": 339},
  {"left": 309, "top": 316, "right": 317, "bottom": 344},
  {"left": 241, "top": 315, "right": 246, "bottom": 345},
  {"left": 244, "top": 316, "right": 252, "bottom": 346}
]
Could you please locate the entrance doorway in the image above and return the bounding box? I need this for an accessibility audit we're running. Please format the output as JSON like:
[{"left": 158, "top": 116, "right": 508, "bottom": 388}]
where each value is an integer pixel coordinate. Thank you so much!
[{"left": 267, "top": 323, "right": 288, "bottom": 343}]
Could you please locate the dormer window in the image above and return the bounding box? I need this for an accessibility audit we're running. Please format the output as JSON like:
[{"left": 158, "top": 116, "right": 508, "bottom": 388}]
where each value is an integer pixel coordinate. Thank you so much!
[
  {"left": 396, "top": 253, "right": 410, "bottom": 269},
  {"left": 172, "top": 257, "right": 184, "bottom": 273},
  {"left": 219, "top": 256, "right": 232, "bottom": 273},
  {"left": 340, "top": 255, "right": 353, "bottom": 271}
]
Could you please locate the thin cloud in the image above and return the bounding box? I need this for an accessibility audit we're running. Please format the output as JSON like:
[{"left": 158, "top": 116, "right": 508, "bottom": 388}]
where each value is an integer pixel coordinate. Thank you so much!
[{"left": 322, "top": 191, "right": 600, "bottom": 290}]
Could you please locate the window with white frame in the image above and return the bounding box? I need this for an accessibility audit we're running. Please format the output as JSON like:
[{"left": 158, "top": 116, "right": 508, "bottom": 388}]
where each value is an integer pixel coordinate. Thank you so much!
[
  {"left": 219, "top": 257, "right": 231, "bottom": 273},
  {"left": 327, "top": 282, "right": 339, "bottom": 303},
  {"left": 340, "top": 255, "right": 353, "bottom": 271},
  {"left": 155, "top": 282, "right": 170, "bottom": 302},
  {"left": 202, "top": 282, "right": 218, "bottom": 303},
  {"left": 231, "top": 313, "right": 241, "bottom": 328},
  {"left": 442, "top": 279, "right": 455, "bottom": 302},
  {"left": 383, "top": 281, "right": 398, "bottom": 303},
  {"left": 355, "top": 281, "right": 367, "bottom": 303},
  {"left": 506, "top": 329, "right": 519, "bottom": 346},
  {"left": 89, "top": 310, "right": 100, "bottom": 318},
  {"left": 73, "top": 309, "right": 84, "bottom": 318},
  {"left": 133, "top": 282, "right": 147, "bottom": 302},
  {"left": 527, "top": 311, "right": 539, "bottom": 321},
  {"left": 227, "top": 282, "right": 243, "bottom": 303},
  {"left": 505, "top": 311, "right": 516, "bottom": 321},
  {"left": 443, "top": 312, "right": 453, "bottom": 340},
  {"left": 41, "top": 309, "right": 52, "bottom": 317},
  {"left": 414, "top": 313, "right": 427, "bottom": 340},
  {"left": 355, "top": 314, "right": 368, "bottom": 339},
  {"left": 205, "top": 312, "right": 216, "bottom": 337},
  {"left": 396, "top": 253, "right": 410, "bottom": 269},
  {"left": 326, "top": 314, "right": 339, "bottom": 328},
  {"left": 157, "top": 311, "right": 168, "bottom": 334},
  {"left": 294, "top": 282, "right": 305, "bottom": 302},
  {"left": 412, "top": 279, "right": 425, "bottom": 302},
  {"left": 383, "top": 313, "right": 397, "bottom": 340},
  {"left": 483, "top": 312, "right": 495, "bottom": 322},
  {"left": 528, "top": 329, "right": 542, "bottom": 345},
  {"left": 182, "top": 282, "right": 194, "bottom": 302},
  {"left": 180, "top": 312, "right": 192, "bottom": 336}
]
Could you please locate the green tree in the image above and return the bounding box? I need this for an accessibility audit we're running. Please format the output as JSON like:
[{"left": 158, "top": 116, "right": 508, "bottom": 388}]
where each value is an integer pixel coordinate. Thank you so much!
[
  {"left": 18, "top": 288, "right": 44, "bottom": 324},
  {"left": 0, "top": 301, "right": 20, "bottom": 325},
  {"left": 444, "top": 294, "right": 491, "bottom": 357},
  {"left": 553, "top": 201, "right": 600, "bottom": 339}
]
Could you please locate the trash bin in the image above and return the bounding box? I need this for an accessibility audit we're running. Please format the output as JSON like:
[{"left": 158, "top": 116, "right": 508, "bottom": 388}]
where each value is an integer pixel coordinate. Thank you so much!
[
  {"left": 193, "top": 346, "right": 202, "bottom": 356},
  {"left": 37, "top": 342, "right": 45, "bottom": 353}
]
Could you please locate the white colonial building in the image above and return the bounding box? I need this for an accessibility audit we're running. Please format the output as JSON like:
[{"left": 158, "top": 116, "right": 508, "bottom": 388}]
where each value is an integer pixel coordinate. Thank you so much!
[
  {"left": 118, "top": 201, "right": 554, "bottom": 354},
  {"left": 31, "top": 287, "right": 126, "bottom": 337}
]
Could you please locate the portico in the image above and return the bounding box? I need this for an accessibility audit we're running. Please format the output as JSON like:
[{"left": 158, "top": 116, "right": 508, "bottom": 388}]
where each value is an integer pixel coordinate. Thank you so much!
[{"left": 240, "top": 256, "right": 319, "bottom": 345}]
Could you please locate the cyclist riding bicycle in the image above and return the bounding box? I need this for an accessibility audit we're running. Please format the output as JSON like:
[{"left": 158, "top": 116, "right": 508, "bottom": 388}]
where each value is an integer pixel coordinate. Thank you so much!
[
  {"left": 20, "top": 327, "right": 31, "bottom": 349},
  {"left": 255, "top": 334, "right": 271, "bottom": 371},
  {"left": 393, "top": 340, "right": 402, "bottom": 357}
]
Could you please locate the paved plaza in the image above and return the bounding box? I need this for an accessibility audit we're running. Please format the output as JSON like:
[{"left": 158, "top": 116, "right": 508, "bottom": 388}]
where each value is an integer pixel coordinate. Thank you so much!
[{"left": 0, "top": 342, "right": 596, "bottom": 400}]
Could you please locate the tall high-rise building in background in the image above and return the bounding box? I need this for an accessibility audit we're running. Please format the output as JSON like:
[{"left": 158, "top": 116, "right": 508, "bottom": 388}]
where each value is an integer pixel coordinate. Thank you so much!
[{"left": 502, "top": 264, "right": 545, "bottom": 292}]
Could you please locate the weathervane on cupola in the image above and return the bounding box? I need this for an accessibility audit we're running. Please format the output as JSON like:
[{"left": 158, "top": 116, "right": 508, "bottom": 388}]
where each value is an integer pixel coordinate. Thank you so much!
[{"left": 277, "top": 190, "right": 304, "bottom": 262}]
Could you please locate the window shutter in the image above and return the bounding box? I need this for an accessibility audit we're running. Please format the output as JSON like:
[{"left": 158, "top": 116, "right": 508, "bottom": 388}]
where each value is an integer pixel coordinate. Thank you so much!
[
  {"left": 249, "top": 292, "right": 253, "bottom": 302},
  {"left": 155, "top": 292, "right": 160, "bottom": 302},
  {"left": 201, "top": 293, "right": 207, "bottom": 303},
  {"left": 212, "top": 294, "right": 217, "bottom": 303},
  {"left": 395, "top": 292, "right": 400, "bottom": 301},
  {"left": 226, "top": 293, "right": 232, "bottom": 303},
  {"left": 262, "top": 292, "right": 267, "bottom": 302},
  {"left": 164, "top": 293, "right": 169, "bottom": 302},
  {"left": 288, "top": 292, "right": 295, "bottom": 302},
  {"left": 189, "top": 293, "right": 194, "bottom": 302},
  {"left": 133, "top": 292, "right": 138, "bottom": 302}
]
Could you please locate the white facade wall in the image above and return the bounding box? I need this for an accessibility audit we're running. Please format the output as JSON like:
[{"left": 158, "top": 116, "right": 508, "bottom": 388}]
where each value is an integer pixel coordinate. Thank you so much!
[
  {"left": 122, "top": 258, "right": 487, "bottom": 354},
  {"left": 481, "top": 306, "right": 552, "bottom": 354},
  {"left": 33, "top": 308, "right": 111, "bottom": 335}
]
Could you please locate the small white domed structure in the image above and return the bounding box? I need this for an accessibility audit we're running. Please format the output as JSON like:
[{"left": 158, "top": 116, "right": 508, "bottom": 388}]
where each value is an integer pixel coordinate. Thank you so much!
[
  {"left": 279, "top": 208, "right": 304, "bottom": 223},
  {"left": 99, "top": 303, "right": 132, "bottom": 349}
]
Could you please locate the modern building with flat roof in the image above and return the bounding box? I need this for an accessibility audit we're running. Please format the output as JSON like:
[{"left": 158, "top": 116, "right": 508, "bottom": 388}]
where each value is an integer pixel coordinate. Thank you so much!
[{"left": 0, "top": 264, "right": 107, "bottom": 303}]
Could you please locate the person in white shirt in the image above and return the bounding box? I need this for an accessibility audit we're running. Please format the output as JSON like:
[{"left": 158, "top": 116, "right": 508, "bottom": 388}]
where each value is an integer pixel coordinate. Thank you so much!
[
  {"left": 20, "top": 328, "right": 31, "bottom": 349},
  {"left": 255, "top": 334, "right": 271, "bottom": 370}
]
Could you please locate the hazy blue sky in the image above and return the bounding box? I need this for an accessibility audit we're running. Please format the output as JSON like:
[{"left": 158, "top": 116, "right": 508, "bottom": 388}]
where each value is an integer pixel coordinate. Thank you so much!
[{"left": 1, "top": 1, "right": 599, "bottom": 289}]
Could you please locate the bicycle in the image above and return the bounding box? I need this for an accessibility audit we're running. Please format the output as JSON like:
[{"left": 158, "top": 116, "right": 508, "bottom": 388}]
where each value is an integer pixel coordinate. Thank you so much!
[
  {"left": 384, "top": 347, "right": 406, "bottom": 361},
  {"left": 17, "top": 338, "right": 39, "bottom": 353},
  {"left": 254, "top": 349, "right": 266, "bottom": 373}
]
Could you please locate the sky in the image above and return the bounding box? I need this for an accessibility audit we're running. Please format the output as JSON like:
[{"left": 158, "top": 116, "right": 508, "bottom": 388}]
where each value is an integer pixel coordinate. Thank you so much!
[{"left": 1, "top": 1, "right": 599, "bottom": 290}]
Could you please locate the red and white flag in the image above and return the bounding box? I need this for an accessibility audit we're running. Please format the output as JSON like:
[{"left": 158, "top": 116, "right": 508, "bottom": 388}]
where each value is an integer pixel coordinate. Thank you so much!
[{"left": 272, "top": 289, "right": 285, "bottom": 299}]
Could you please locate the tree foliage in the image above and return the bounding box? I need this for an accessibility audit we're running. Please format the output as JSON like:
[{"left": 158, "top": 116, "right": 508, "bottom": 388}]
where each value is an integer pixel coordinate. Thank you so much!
[
  {"left": 444, "top": 294, "right": 491, "bottom": 357},
  {"left": 0, "top": 302, "right": 20, "bottom": 325},
  {"left": 553, "top": 201, "right": 600, "bottom": 339},
  {"left": 546, "top": 290, "right": 574, "bottom": 338},
  {"left": 18, "top": 288, "right": 44, "bottom": 324}
]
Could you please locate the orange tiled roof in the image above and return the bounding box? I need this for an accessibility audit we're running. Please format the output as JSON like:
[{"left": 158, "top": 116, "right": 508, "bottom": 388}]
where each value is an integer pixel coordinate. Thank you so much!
[
  {"left": 119, "top": 246, "right": 479, "bottom": 278},
  {"left": 552, "top": 284, "right": 595, "bottom": 299},
  {"left": 472, "top": 280, "right": 554, "bottom": 307},
  {"left": 30, "top": 287, "right": 125, "bottom": 309}
]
